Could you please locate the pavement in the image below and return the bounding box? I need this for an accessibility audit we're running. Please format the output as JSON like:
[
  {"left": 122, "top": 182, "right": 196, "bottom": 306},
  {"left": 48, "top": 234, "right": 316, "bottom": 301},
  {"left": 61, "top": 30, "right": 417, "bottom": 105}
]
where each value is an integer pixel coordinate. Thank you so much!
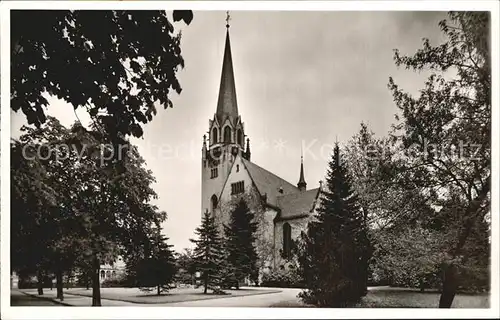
[
  {"left": 12, "top": 287, "right": 301, "bottom": 307},
  {"left": 167, "top": 288, "right": 303, "bottom": 307}
]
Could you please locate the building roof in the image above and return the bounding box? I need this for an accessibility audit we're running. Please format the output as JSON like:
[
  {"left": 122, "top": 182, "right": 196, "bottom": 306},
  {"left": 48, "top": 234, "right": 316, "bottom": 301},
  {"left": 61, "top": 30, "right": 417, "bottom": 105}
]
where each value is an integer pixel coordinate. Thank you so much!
[
  {"left": 277, "top": 188, "right": 321, "bottom": 220},
  {"left": 241, "top": 158, "right": 298, "bottom": 206},
  {"left": 216, "top": 29, "right": 239, "bottom": 125}
]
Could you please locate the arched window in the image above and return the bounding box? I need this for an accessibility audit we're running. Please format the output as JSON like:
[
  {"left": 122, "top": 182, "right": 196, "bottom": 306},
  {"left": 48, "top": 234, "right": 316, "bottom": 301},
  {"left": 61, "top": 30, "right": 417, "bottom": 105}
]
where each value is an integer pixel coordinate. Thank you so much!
[
  {"left": 283, "top": 223, "right": 292, "bottom": 258},
  {"left": 212, "top": 127, "right": 218, "bottom": 144},
  {"left": 112, "top": 271, "right": 116, "bottom": 279},
  {"left": 223, "top": 126, "right": 232, "bottom": 143},
  {"left": 106, "top": 270, "right": 111, "bottom": 279},
  {"left": 237, "top": 129, "right": 243, "bottom": 146},
  {"left": 211, "top": 194, "right": 218, "bottom": 213},
  {"left": 100, "top": 270, "right": 105, "bottom": 279}
]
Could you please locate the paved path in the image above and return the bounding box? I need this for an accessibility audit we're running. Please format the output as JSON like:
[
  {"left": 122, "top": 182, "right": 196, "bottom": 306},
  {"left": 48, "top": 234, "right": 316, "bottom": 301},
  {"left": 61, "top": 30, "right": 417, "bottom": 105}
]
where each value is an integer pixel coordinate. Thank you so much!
[{"left": 166, "top": 287, "right": 303, "bottom": 307}]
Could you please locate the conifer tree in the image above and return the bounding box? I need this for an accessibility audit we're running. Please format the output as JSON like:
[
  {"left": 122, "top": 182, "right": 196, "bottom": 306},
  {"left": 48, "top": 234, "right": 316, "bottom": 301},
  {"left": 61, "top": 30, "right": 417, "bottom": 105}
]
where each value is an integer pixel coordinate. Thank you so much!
[
  {"left": 299, "top": 144, "right": 371, "bottom": 307},
  {"left": 190, "top": 210, "right": 226, "bottom": 294},
  {"left": 223, "top": 198, "right": 259, "bottom": 288},
  {"left": 134, "top": 226, "right": 177, "bottom": 295}
]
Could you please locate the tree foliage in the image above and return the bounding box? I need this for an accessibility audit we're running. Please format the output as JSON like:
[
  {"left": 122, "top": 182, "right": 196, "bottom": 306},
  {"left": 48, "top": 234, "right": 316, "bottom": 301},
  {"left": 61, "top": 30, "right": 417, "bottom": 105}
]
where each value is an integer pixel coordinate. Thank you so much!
[
  {"left": 190, "top": 211, "right": 226, "bottom": 294},
  {"left": 388, "top": 11, "right": 490, "bottom": 308},
  {"left": 299, "top": 144, "right": 372, "bottom": 307},
  {"left": 11, "top": 10, "right": 192, "bottom": 141},
  {"left": 223, "top": 198, "right": 258, "bottom": 288},
  {"left": 132, "top": 227, "right": 177, "bottom": 295},
  {"left": 10, "top": 116, "right": 166, "bottom": 305},
  {"left": 175, "top": 248, "right": 197, "bottom": 285}
]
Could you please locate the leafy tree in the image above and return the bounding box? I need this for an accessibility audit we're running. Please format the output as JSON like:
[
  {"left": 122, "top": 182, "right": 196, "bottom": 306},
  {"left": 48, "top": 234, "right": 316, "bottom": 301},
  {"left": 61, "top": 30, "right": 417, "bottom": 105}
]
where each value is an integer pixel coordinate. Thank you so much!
[
  {"left": 11, "top": 10, "right": 192, "bottom": 144},
  {"left": 134, "top": 226, "right": 177, "bottom": 295},
  {"left": 223, "top": 198, "right": 258, "bottom": 288},
  {"left": 299, "top": 144, "right": 371, "bottom": 307},
  {"left": 345, "top": 123, "right": 438, "bottom": 290},
  {"left": 11, "top": 117, "right": 83, "bottom": 299},
  {"left": 11, "top": 117, "right": 167, "bottom": 306},
  {"left": 372, "top": 225, "right": 447, "bottom": 290},
  {"left": 11, "top": 137, "right": 57, "bottom": 296},
  {"left": 345, "top": 123, "right": 436, "bottom": 230},
  {"left": 388, "top": 12, "right": 490, "bottom": 307},
  {"left": 190, "top": 210, "right": 226, "bottom": 294}
]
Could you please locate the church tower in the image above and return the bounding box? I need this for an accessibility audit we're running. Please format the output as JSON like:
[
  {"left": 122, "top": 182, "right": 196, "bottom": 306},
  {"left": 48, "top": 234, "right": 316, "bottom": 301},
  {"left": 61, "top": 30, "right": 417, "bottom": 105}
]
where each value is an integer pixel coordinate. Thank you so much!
[{"left": 201, "top": 14, "right": 250, "bottom": 218}]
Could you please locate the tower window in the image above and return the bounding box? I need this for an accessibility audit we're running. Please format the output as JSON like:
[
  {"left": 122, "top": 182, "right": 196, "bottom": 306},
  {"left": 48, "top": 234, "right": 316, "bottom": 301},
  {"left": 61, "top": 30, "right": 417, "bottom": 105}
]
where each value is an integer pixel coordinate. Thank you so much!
[
  {"left": 237, "top": 129, "right": 243, "bottom": 146},
  {"left": 212, "top": 127, "right": 218, "bottom": 144},
  {"left": 231, "top": 181, "right": 245, "bottom": 195},
  {"left": 223, "top": 126, "right": 232, "bottom": 143},
  {"left": 283, "top": 222, "right": 292, "bottom": 258},
  {"left": 211, "top": 194, "right": 218, "bottom": 213},
  {"left": 210, "top": 167, "right": 218, "bottom": 179},
  {"left": 236, "top": 164, "right": 240, "bottom": 172}
]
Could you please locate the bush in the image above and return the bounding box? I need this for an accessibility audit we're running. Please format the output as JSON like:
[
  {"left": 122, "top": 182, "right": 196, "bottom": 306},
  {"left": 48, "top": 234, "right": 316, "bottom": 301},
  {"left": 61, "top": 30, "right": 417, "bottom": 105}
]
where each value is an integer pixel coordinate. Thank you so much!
[
  {"left": 457, "top": 264, "right": 489, "bottom": 294},
  {"left": 101, "top": 275, "right": 129, "bottom": 288},
  {"left": 18, "top": 277, "right": 39, "bottom": 289},
  {"left": 18, "top": 275, "right": 52, "bottom": 289},
  {"left": 260, "top": 266, "right": 304, "bottom": 288}
]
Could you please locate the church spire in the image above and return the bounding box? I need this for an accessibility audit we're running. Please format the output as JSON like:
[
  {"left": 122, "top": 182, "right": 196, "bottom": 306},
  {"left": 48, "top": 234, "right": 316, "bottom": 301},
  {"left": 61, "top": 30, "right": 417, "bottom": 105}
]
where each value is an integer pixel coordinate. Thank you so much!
[
  {"left": 216, "top": 11, "right": 238, "bottom": 125},
  {"left": 297, "top": 153, "right": 307, "bottom": 192}
]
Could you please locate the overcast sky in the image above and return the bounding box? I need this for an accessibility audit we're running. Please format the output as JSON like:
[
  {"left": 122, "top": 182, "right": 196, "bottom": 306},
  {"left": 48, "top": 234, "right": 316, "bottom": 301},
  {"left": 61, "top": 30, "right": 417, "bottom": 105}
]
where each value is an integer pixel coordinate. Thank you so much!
[{"left": 11, "top": 11, "right": 448, "bottom": 252}]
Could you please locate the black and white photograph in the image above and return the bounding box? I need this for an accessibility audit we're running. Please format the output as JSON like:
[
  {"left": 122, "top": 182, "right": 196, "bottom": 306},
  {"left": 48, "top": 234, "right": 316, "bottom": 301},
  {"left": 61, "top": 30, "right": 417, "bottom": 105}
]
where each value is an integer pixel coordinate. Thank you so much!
[{"left": 1, "top": 1, "right": 498, "bottom": 319}]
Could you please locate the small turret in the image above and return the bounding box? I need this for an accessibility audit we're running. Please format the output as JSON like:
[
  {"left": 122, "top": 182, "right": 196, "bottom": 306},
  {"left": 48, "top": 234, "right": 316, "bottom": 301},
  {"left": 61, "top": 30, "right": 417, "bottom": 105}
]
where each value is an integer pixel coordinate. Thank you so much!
[
  {"left": 245, "top": 138, "right": 251, "bottom": 160},
  {"left": 297, "top": 155, "right": 307, "bottom": 192}
]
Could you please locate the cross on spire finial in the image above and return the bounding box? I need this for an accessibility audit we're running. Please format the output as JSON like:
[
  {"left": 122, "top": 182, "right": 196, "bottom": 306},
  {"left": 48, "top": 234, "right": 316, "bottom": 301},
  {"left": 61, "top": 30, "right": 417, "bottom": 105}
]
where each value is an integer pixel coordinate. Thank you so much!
[{"left": 226, "top": 11, "right": 231, "bottom": 28}]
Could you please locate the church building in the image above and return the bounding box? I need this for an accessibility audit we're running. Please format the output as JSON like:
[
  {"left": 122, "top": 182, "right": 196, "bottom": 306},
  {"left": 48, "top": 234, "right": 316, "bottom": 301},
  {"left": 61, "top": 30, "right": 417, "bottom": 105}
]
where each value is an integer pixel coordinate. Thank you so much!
[{"left": 201, "top": 21, "right": 323, "bottom": 277}]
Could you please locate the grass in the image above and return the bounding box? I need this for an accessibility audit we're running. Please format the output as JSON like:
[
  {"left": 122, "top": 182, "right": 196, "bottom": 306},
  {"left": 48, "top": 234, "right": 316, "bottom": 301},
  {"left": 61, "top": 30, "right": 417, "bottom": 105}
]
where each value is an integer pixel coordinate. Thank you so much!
[
  {"left": 357, "top": 287, "right": 489, "bottom": 308},
  {"left": 65, "top": 287, "right": 281, "bottom": 304},
  {"left": 269, "top": 286, "right": 490, "bottom": 308}
]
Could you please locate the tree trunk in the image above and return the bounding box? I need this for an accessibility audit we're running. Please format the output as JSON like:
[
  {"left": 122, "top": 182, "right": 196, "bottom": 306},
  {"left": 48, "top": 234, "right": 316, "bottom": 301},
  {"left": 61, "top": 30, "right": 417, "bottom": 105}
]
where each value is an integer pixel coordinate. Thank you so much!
[
  {"left": 37, "top": 270, "right": 44, "bottom": 295},
  {"left": 439, "top": 264, "right": 459, "bottom": 308},
  {"left": 66, "top": 270, "right": 72, "bottom": 290},
  {"left": 85, "top": 271, "right": 90, "bottom": 290},
  {"left": 204, "top": 273, "right": 208, "bottom": 294},
  {"left": 92, "top": 256, "right": 101, "bottom": 306},
  {"left": 56, "top": 269, "right": 64, "bottom": 301},
  {"left": 420, "top": 282, "right": 425, "bottom": 292}
]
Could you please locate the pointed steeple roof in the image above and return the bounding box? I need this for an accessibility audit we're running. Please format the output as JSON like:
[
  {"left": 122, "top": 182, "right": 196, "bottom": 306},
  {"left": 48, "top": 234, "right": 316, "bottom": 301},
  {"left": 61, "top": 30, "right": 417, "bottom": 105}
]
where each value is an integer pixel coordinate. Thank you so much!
[
  {"left": 215, "top": 24, "right": 239, "bottom": 125},
  {"left": 297, "top": 155, "right": 307, "bottom": 191}
]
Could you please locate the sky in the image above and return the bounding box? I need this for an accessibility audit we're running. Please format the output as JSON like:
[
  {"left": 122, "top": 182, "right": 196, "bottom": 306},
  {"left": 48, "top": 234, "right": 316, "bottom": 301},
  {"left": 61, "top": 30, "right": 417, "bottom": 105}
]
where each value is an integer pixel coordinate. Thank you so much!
[{"left": 10, "top": 11, "right": 448, "bottom": 252}]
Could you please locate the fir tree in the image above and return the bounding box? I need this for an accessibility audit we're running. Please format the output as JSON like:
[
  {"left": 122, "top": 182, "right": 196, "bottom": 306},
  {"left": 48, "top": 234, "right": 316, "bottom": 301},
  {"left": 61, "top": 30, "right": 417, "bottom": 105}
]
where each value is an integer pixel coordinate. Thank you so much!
[
  {"left": 190, "top": 210, "right": 226, "bottom": 294},
  {"left": 299, "top": 144, "right": 371, "bottom": 307},
  {"left": 134, "top": 227, "right": 177, "bottom": 295},
  {"left": 223, "top": 198, "right": 259, "bottom": 288},
  {"left": 219, "top": 238, "right": 238, "bottom": 289}
]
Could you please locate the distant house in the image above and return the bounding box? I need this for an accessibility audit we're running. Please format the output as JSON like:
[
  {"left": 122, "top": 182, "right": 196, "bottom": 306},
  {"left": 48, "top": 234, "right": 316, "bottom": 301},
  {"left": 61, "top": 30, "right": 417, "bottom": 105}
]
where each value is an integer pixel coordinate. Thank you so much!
[
  {"left": 98, "top": 256, "right": 126, "bottom": 283},
  {"left": 11, "top": 257, "right": 126, "bottom": 289}
]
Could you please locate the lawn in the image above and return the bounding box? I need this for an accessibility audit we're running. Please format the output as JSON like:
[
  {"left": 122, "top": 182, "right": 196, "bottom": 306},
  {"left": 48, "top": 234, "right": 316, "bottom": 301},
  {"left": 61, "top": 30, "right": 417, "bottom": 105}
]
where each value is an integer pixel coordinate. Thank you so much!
[
  {"left": 357, "top": 287, "right": 489, "bottom": 308},
  {"left": 269, "top": 286, "right": 490, "bottom": 308},
  {"left": 65, "top": 287, "right": 281, "bottom": 304}
]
